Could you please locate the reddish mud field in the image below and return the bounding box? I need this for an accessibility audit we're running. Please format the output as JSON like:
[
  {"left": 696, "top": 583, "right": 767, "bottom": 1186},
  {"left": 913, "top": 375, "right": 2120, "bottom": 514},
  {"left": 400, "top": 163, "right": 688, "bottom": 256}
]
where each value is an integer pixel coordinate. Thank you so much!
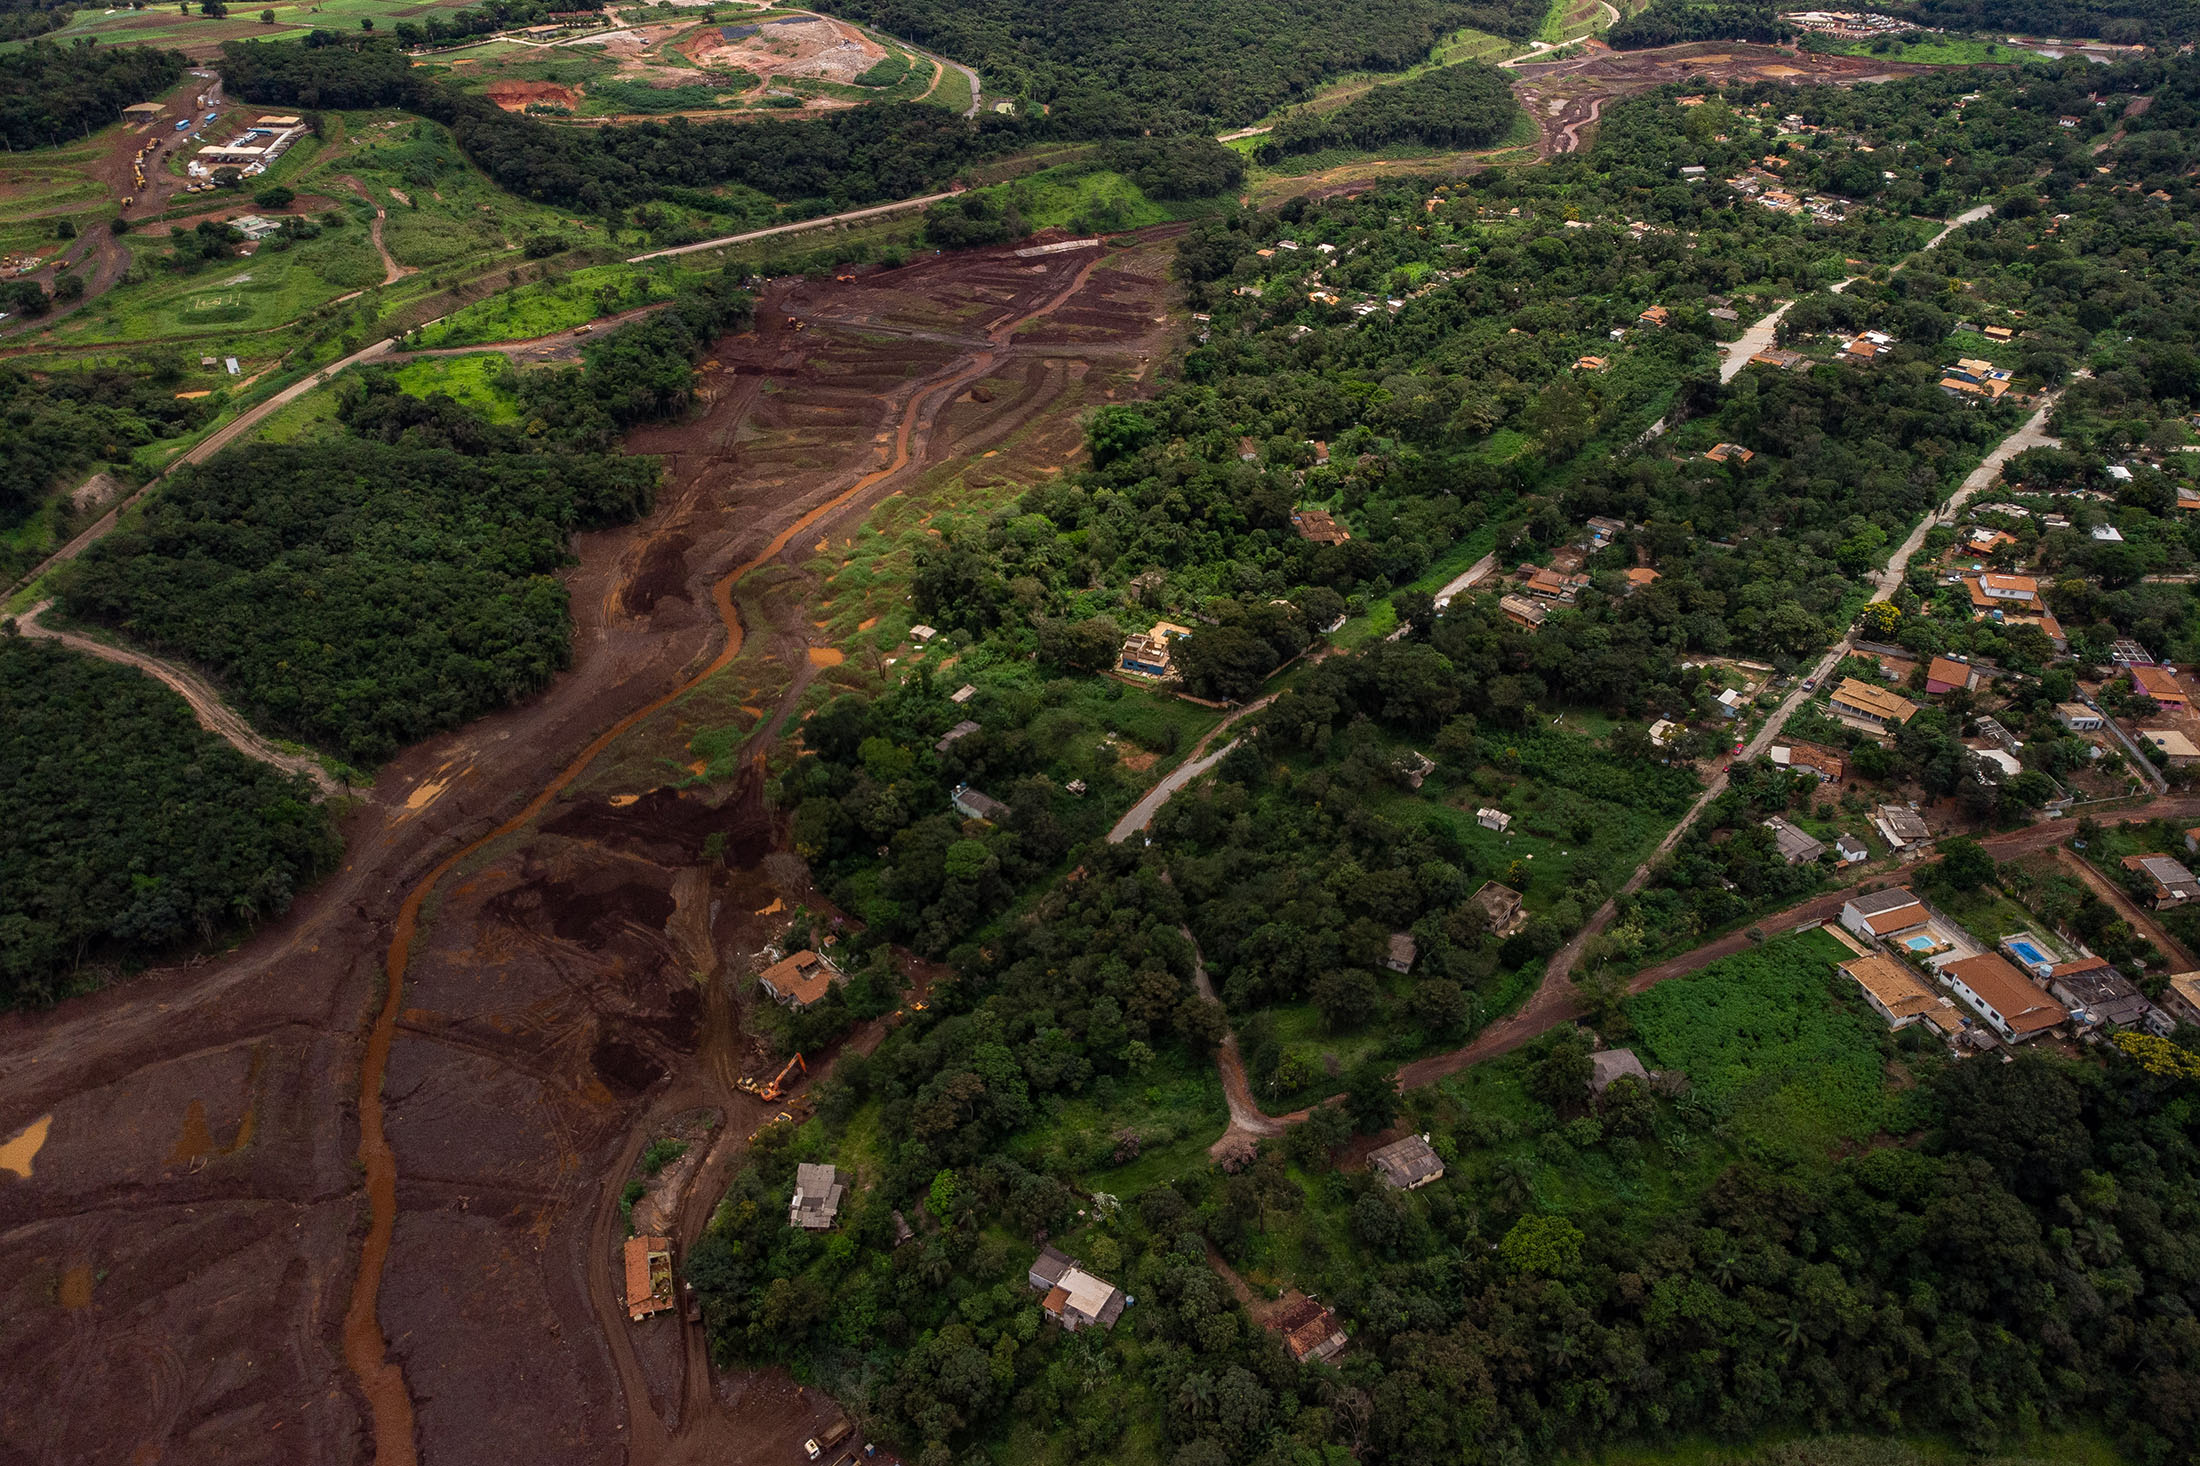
[
  {"left": 0, "top": 228, "right": 1181, "bottom": 1466},
  {"left": 1510, "top": 41, "right": 1952, "bottom": 155}
]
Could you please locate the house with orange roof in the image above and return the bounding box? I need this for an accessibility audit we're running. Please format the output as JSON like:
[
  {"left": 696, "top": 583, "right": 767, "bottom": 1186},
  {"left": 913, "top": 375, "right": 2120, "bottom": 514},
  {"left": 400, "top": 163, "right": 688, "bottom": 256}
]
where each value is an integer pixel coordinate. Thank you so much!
[
  {"left": 1941, "top": 953, "right": 2068, "bottom": 1043},
  {"left": 758, "top": 949, "right": 842, "bottom": 1010},
  {"left": 2130, "top": 664, "right": 2189, "bottom": 710},
  {"left": 624, "top": 1236, "right": 675, "bottom": 1322},
  {"left": 1925, "top": 656, "right": 1979, "bottom": 695}
]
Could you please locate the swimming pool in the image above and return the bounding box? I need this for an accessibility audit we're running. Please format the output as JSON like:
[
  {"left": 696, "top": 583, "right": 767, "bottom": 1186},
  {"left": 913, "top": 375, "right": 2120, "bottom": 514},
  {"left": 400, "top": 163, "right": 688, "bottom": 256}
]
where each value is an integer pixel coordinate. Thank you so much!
[
  {"left": 2006, "top": 936, "right": 2051, "bottom": 969},
  {"left": 1903, "top": 935, "right": 1937, "bottom": 953}
]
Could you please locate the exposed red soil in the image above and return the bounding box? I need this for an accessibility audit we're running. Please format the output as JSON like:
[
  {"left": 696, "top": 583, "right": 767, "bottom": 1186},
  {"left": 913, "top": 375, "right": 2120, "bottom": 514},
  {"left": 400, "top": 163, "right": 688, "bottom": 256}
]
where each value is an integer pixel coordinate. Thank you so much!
[
  {"left": 0, "top": 226, "right": 1182, "bottom": 1466},
  {"left": 487, "top": 79, "right": 583, "bottom": 112}
]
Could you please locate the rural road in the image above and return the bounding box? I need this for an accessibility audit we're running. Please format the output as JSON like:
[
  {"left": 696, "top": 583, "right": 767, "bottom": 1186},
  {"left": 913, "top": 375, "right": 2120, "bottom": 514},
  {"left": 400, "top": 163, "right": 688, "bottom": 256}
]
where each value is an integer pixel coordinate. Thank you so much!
[
  {"left": 1719, "top": 300, "right": 1795, "bottom": 381},
  {"left": 15, "top": 600, "right": 342, "bottom": 794},
  {"left": 1111, "top": 738, "right": 1241, "bottom": 842},
  {"left": 627, "top": 190, "right": 961, "bottom": 263},
  {"left": 1433, "top": 551, "right": 1499, "bottom": 607}
]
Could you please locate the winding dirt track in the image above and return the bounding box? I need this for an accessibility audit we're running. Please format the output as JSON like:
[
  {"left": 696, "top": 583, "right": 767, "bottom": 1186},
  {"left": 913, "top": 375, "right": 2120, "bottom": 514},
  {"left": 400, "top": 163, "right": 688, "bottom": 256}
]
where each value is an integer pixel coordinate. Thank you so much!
[{"left": 15, "top": 599, "right": 341, "bottom": 794}]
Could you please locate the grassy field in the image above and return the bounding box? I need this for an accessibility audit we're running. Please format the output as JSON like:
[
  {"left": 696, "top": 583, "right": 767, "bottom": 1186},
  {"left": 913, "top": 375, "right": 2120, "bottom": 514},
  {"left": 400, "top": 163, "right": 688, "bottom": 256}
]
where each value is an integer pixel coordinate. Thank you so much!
[
  {"left": 9, "top": 0, "right": 477, "bottom": 53},
  {"left": 387, "top": 352, "right": 524, "bottom": 421},
  {"left": 1812, "top": 33, "right": 2038, "bottom": 65},
  {"left": 925, "top": 57, "right": 973, "bottom": 114},
  {"left": 414, "top": 261, "right": 677, "bottom": 345}
]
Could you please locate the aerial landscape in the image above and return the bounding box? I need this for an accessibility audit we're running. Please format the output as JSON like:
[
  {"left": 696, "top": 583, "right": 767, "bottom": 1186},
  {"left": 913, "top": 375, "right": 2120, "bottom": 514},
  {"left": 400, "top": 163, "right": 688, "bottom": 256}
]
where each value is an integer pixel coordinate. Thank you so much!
[{"left": 5, "top": 0, "right": 2200, "bottom": 1462}]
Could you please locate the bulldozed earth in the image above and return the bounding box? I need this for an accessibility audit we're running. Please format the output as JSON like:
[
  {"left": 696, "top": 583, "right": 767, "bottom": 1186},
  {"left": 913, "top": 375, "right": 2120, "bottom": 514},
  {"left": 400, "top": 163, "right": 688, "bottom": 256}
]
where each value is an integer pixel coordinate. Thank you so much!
[{"left": 0, "top": 228, "right": 1181, "bottom": 1466}]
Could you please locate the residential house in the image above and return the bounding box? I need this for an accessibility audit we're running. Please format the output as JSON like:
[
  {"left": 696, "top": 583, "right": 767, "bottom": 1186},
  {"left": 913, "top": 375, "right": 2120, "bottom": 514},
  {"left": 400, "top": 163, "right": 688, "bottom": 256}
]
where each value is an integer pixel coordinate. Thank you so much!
[
  {"left": 1584, "top": 515, "right": 1627, "bottom": 547},
  {"left": 1648, "top": 718, "right": 1681, "bottom": 748},
  {"left": 1770, "top": 742, "right": 1845, "bottom": 781},
  {"left": 1764, "top": 817, "right": 1827, "bottom": 864},
  {"left": 2121, "top": 853, "right": 2200, "bottom": 907},
  {"left": 1749, "top": 347, "right": 1811, "bottom": 371},
  {"left": 1028, "top": 1244, "right": 1076, "bottom": 1292},
  {"left": 1872, "top": 804, "right": 1933, "bottom": 850},
  {"left": 1976, "top": 715, "right": 2021, "bottom": 753},
  {"left": 1383, "top": 933, "right": 1418, "bottom": 974},
  {"left": 1829, "top": 678, "right": 1920, "bottom": 730},
  {"left": 2109, "top": 638, "right": 2154, "bottom": 667},
  {"left": 1966, "top": 572, "right": 2043, "bottom": 612},
  {"left": 1925, "top": 656, "right": 1980, "bottom": 695},
  {"left": 2048, "top": 957, "right": 2157, "bottom": 1030},
  {"left": 1270, "top": 1298, "right": 1349, "bottom": 1364},
  {"left": 1477, "top": 807, "right": 1512, "bottom": 833},
  {"left": 949, "top": 683, "right": 978, "bottom": 704},
  {"left": 2141, "top": 728, "right": 2200, "bottom": 767},
  {"left": 1717, "top": 688, "right": 1748, "bottom": 720},
  {"left": 2131, "top": 665, "right": 2190, "bottom": 709},
  {"left": 1369, "top": 1134, "right": 1446, "bottom": 1190},
  {"left": 935, "top": 719, "right": 981, "bottom": 754},
  {"left": 1573, "top": 354, "right": 1610, "bottom": 372},
  {"left": 1963, "top": 526, "right": 2019, "bottom": 556},
  {"left": 1589, "top": 1048, "right": 1650, "bottom": 1097},
  {"left": 1705, "top": 442, "right": 1755, "bottom": 464},
  {"left": 1835, "top": 834, "right": 1870, "bottom": 865},
  {"left": 1291, "top": 509, "right": 1352, "bottom": 544},
  {"left": 1841, "top": 887, "right": 1929, "bottom": 942},
  {"left": 1626, "top": 567, "right": 1662, "bottom": 591},
  {"left": 2092, "top": 524, "right": 2125, "bottom": 543},
  {"left": 1638, "top": 305, "right": 1671, "bottom": 327},
  {"left": 2160, "top": 971, "right": 2200, "bottom": 1026},
  {"left": 788, "top": 1162, "right": 847, "bottom": 1229},
  {"left": 909, "top": 624, "right": 939, "bottom": 644},
  {"left": 1941, "top": 952, "right": 2070, "bottom": 1043},
  {"left": 1520, "top": 564, "right": 1587, "bottom": 601},
  {"left": 624, "top": 1236, "right": 675, "bottom": 1321},
  {"left": 758, "top": 949, "right": 841, "bottom": 1011},
  {"left": 1120, "top": 621, "right": 1191, "bottom": 677},
  {"left": 1472, "top": 881, "right": 1529, "bottom": 938},
  {"left": 1499, "top": 595, "right": 1547, "bottom": 631},
  {"left": 1839, "top": 953, "right": 1962, "bottom": 1037},
  {"left": 1838, "top": 336, "right": 1887, "bottom": 366},
  {"left": 1037, "top": 1262, "right": 1127, "bottom": 1331},
  {"left": 952, "top": 784, "right": 1011, "bottom": 822},
  {"left": 2055, "top": 702, "right": 2105, "bottom": 732}
]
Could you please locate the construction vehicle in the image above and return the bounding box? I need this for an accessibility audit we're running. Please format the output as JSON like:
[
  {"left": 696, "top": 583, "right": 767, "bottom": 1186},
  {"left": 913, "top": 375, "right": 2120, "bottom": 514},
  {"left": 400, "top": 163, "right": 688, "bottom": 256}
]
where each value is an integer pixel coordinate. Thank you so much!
[
  {"left": 804, "top": 1418, "right": 853, "bottom": 1460},
  {"left": 757, "top": 1052, "right": 805, "bottom": 1102}
]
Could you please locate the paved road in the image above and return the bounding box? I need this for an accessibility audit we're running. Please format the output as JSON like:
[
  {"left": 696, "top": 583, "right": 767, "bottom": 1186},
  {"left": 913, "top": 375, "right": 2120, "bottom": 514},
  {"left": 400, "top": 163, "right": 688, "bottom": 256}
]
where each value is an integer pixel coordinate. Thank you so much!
[
  {"left": 627, "top": 191, "right": 961, "bottom": 263},
  {"left": 16, "top": 600, "right": 343, "bottom": 793},
  {"left": 1719, "top": 300, "right": 1795, "bottom": 382},
  {"left": 1110, "top": 738, "right": 1241, "bottom": 843},
  {"left": 1433, "top": 551, "right": 1498, "bottom": 607}
]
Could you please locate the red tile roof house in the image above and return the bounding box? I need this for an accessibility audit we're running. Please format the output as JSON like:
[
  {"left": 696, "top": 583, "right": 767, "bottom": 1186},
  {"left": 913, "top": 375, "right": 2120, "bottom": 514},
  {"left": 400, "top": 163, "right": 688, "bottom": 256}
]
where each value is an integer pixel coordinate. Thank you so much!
[
  {"left": 2130, "top": 665, "right": 2190, "bottom": 710},
  {"left": 1940, "top": 952, "right": 2069, "bottom": 1043},
  {"left": 1925, "top": 656, "right": 1980, "bottom": 695}
]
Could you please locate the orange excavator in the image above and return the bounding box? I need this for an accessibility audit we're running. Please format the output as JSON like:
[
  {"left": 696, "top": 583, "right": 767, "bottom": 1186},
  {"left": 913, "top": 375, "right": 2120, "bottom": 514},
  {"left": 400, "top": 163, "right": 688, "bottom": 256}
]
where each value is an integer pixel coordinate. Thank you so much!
[{"left": 750, "top": 1053, "right": 805, "bottom": 1103}]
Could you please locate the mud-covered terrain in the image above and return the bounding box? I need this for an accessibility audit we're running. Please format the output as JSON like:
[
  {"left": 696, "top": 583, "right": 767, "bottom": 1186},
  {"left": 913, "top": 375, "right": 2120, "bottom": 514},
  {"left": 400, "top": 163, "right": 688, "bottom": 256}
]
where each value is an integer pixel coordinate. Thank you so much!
[{"left": 0, "top": 228, "right": 1181, "bottom": 1466}]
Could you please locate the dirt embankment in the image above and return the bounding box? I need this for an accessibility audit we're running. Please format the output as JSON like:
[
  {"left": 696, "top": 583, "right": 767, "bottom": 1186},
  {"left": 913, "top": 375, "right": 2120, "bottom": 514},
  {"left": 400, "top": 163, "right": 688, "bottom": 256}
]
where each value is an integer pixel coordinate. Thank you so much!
[{"left": 0, "top": 226, "right": 1185, "bottom": 1466}]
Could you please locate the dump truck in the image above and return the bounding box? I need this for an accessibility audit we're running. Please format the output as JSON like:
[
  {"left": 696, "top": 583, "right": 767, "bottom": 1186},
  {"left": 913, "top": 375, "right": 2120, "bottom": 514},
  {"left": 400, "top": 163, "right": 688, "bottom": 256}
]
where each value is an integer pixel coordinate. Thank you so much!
[{"left": 803, "top": 1418, "right": 852, "bottom": 1460}]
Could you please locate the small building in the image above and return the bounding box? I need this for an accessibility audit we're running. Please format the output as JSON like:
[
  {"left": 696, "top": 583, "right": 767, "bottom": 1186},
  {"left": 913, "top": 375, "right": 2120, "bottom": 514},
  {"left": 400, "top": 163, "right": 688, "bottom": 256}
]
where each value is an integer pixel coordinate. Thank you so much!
[
  {"left": 2131, "top": 665, "right": 2190, "bottom": 710},
  {"left": 1383, "top": 933, "right": 1417, "bottom": 974},
  {"left": 1499, "top": 594, "right": 1546, "bottom": 631},
  {"left": 1588, "top": 1047, "right": 1649, "bottom": 1097},
  {"left": 952, "top": 784, "right": 1010, "bottom": 823},
  {"left": 2048, "top": 957, "right": 2155, "bottom": 1030},
  {"left": 1398, "top": 750, "right": 1436, "bottom": 789},
  {"left": 949, "top": 683, "right": 978, "bottom": 704},
  {"left": 1584, "top": 516, "right": 1627, "bottom": 546},
  {"left": 1763, "top": 817, "right": 1827, "bottom": 865},
  {"left": 1120, "top": 622, "right": 1191, "bottom": 677},
  {"left": 1977, "top": 717, "right": 2020, "bottom": 752},
  {"left": 1969, "top": 573, "right": 2042, "bottom": 610},
  {"left": 1749, "top": 347, "right": 1810, "bottom": 371},
  {"left": 1648, "top": 718, "right": 1682, "bottom": 748},
  {"left": 1925, "top": 656, "right": 1979, "bottom": 695},
  {"left": 1270, "top": 1297, "right": 1348, "bottom": 1364},
  {"left": 935, "top": 719, "right": 981, "bottom": 754},
  {"left": 2109, "top": 638, "right": 2154, "bottom": 667},
  {"left": 1625, "top": 567, "right": 1661, "bottom": 591},
  {"left": 1835, "top": 834, "right": 1869, "bottom": 865},
  {"left": 1941, "top": 953, "right": 2069, "bottom": 1043},
  {"left": 909, "top": 624, "right": 938, "bottom": 644},
  {"left": 1705, "top": 442, "right": 1755, "bottom": 465},
  {"left": 2160, "top": 971, "right": 2200, "bottom": 1027},
  {"left": 1841, "top": 887, "right": 1928, "bottom": 942},
  {"left": 1029, "top": 1249, "right": 1126, "bottom": 1331},
  {"left": 789, "top": 1163, "right": 846, "bottom": 1230},
  {"left": 1829, "top": 678, "right": 1919, "bottom": 730},
  {"left": 1839, "top": 953, "right": 1962, "bottom": 1037},
  {"left": 2121, "top": 853, "right": 2200, "bottom": 907},
  {"left": 1872, "top": 804, "right": 1932, "bottom": 851},
  {"left": 1769, "top": 742, "right": 1844, "bottom": 781},
  {"left": 1477, "top": 807, "right": 1512, "bottom": 833},
  {"left": 123, "top": 102, "right": 166, "bottom": 118},
  {"left": 1473, "top": 881, "right": 1529, "bottom": 938},
  {"left": 1637, "top": 305, "right": 1671, "bottom": 327},
  {"left": 1369, "top": 1134, "right": 1445, "bottom": 1190},
  {"left": 2140, "top": 728, "right": 2200, "bottom": 767},
  {"left": 758, "top": 949, "right": 841, "bottom": 1010},
  {"left": 1291, "top": 509, "right": 1352, "bottom": 544},
  {"left": 1573, "top": 354, "right": 1610, "bottom": 372},
  {"left": 2091, "top": 524, "right": 2125, "bottom": 543},
  {"left": 2055, "top": 702, "right": 2104, "bottom": 732},
  {"left": 624, "top": 1236, "right": 675, "bottom": 1321}
]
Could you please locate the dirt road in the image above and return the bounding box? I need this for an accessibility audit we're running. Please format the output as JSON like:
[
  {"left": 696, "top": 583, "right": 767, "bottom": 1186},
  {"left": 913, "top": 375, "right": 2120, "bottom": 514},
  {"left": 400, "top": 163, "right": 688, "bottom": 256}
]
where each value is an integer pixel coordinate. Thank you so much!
[
  {"left": 1719, "top": 300, "right": 1794, "bottom": 382},
  {"left": 14, "top": 600, "right": 342, "bottom": 794},
  {"left": 0, "top": 226, "right": 1185, "bottom": 1466},
  {"left": 341, "top": 176, "right": 414, "bottom": 286},
  {"left": 627, "top": 190, "right": 962, "bottom": 263}
]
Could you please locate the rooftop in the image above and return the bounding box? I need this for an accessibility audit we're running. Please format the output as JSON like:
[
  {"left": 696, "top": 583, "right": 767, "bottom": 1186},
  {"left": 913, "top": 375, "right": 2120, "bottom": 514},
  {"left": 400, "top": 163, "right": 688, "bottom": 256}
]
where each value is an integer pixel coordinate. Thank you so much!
[{"left": 1942, "top": 953, "right": 2069, "bottom": 1035}]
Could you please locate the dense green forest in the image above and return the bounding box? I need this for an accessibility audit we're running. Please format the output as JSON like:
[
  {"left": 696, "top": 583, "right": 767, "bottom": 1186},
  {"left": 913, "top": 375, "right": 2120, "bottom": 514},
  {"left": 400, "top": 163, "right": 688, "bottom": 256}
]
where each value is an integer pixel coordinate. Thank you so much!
[
  {"left": 694, "top": 50, "right": 2200, "bottom": 1463},
  {"left": 1606, "top": 0, "right": 1790, "bottom": 48},
  {"left": 1904, "top": 0, "right": 2200, "bottom": 43},
  {"left": 0, "top": 361, "right": 210, "bottom": 535},
  {"left": 1253, "top": 62, "right": 1519, "bottom": 163},
  {"left": 53, "top": 271, "right": 754, "bottom": 764},
  {"left": 0, "top": 634, "right": 340, "bottom": 1002},
  {"left": 0, "top": 38, "right": 184, "bottom": 150},
  {"left": 813, "top": 0, "right": 1548, "bottom": 127}
]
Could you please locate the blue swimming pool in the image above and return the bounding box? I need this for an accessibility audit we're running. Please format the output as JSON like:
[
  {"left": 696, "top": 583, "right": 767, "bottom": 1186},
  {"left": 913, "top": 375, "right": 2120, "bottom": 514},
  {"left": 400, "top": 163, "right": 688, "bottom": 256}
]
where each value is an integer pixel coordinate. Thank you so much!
[
  {"left": 2006, "top": 936, "right": 2050, "bottom": 968},
  {"left": 1903, "top": 935, "right": 1937, "bottom": 953}
]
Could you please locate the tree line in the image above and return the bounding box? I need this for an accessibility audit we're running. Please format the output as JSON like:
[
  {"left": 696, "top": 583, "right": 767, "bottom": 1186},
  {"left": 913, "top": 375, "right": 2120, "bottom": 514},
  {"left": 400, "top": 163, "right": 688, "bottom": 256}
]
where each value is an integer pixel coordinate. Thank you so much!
[
  {"left": 1253, "top": 61, "right": 1518, "bottom": 164},
  {"left": 0, "top": 37, "right": 183, "bottom": 150}
]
